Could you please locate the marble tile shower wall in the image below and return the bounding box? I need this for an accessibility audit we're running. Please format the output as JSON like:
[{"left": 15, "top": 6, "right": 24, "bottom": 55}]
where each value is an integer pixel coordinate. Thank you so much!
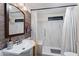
[{"left": 0, "top": 3, "right": 31, "bottom": 49}]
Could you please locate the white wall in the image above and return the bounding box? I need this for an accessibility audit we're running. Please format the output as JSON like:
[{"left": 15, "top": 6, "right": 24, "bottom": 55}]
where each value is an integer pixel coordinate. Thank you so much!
[
  {"left": 31, "top": 11, "right": 38, "bottom": 41},
  {"left": 37, "top": 12, "right": 65, "bottom": 48}
]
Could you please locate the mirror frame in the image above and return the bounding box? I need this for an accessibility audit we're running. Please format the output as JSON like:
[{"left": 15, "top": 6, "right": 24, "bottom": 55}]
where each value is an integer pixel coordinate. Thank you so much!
[{"left": 4, "top": 3, "right": 25, "bottom": 38}]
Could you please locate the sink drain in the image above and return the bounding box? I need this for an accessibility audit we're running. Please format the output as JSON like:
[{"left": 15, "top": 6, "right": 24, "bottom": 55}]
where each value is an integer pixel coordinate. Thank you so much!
[{"left": 22, "top": 48, "right": 25, "bottom": 50}]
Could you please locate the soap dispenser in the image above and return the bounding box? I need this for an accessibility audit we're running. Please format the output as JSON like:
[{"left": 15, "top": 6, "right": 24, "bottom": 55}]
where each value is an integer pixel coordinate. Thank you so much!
[{"left": 7, "top": 40, "right": 13, "bottom": 50}]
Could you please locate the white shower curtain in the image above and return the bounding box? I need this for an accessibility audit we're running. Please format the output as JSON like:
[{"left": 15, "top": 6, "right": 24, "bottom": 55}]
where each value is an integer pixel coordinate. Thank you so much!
[{"left": 62, "top": 7, "right": 77, "bottom": 54}]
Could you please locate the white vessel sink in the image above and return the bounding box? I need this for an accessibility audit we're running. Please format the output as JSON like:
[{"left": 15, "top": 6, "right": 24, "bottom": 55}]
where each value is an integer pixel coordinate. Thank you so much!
[{"left": 2, "top": 37, "right": 35, "bottom": 56}]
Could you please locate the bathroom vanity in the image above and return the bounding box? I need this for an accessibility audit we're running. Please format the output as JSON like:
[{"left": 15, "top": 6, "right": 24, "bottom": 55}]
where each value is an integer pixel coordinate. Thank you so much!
[{"left": 2, "top": 37, "right": 35, "bottom": 56}]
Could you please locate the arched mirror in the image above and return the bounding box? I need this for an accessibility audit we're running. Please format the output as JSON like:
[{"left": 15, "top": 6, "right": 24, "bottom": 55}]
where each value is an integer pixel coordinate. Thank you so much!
[{"left": 4, "top": 3, "right": 25, "bottom": 38}]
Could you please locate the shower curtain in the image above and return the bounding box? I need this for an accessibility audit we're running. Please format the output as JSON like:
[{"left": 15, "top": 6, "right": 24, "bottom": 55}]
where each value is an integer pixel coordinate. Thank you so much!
[{"left": 61, "top": 7, "right": 77, "bottom": 54}]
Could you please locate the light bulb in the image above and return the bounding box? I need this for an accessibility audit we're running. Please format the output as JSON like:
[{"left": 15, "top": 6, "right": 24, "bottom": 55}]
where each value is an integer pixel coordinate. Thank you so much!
[
  {"left": 23, "top": 6, "right": 27, "bottom": 11},
  {"left": 9, "top": 5, "right": 12, "bottom": 10},
  {"left": 19, "top": 3, "right": 24, "bottom": 6}
]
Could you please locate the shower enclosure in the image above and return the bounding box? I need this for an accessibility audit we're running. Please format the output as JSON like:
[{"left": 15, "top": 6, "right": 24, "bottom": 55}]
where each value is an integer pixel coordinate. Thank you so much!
[
  {"left": 37, "top": 8, "right": 65, "bottom": 56},
  {"left": 31, "top": 4, "right": 77, "bottom": 56}
]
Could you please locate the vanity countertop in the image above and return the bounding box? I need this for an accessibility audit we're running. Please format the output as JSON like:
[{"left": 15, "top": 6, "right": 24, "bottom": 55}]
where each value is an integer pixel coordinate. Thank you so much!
[{"left": 2, "top": 37, "right": 35, "bottom": 55}]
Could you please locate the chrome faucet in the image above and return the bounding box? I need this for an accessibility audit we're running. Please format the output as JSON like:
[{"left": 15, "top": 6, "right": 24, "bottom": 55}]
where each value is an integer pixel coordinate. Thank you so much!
[{"left": 16, "top": 37, "right": 22, "bottom": 45}]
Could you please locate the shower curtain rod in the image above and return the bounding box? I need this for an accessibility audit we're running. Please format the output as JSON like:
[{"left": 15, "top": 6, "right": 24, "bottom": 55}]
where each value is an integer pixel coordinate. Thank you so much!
[{"left": 31, "top": 4, "right": 77, "bottom": 11}]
